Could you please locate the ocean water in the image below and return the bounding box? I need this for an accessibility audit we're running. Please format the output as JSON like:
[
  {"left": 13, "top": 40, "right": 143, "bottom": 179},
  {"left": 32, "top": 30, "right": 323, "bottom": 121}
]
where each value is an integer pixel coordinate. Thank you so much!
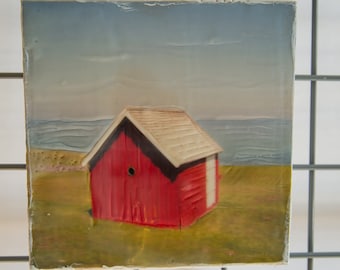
[
  {"left": 197, "top": 119, "right": 292, "bottom": 165},
  {"left": 27, "top": 118, "right": 292, "bottom": 165}
]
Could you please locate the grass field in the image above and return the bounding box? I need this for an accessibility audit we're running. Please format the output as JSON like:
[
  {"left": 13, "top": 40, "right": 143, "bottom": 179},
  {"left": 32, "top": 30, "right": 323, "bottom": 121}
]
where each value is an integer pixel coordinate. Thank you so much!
[{"left": 28, "top": 149, "right": 291, "bottom": 268}]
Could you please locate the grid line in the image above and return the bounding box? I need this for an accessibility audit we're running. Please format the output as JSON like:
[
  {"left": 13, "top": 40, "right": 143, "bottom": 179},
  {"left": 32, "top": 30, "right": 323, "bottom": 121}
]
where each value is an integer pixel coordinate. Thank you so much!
[
  {"left": 3, "top": 163, "right": 340, "bottom": 171},
  {"left": 0, "top": 256, "right": 29, "bottom": 262},
  {"left": 0, "top": 72, "right": 23, "bottom": 79},
  {"left": 2, "top": 73, "right": 340, "bottom": 81},
  {"left": 291, "top": 252, "right": 340, "bottom": 259},
  {"left": 293, "top": 164, "right": 340, "bottom": 170},
  {"left": 307, "top": 0, "right": 318, "bottom": 269},
  {"left": 0, "top": 164, "right": 26, "bottom": 170},
  {"left": 295, "top": 74, "right": 340, "bottom": 81}
]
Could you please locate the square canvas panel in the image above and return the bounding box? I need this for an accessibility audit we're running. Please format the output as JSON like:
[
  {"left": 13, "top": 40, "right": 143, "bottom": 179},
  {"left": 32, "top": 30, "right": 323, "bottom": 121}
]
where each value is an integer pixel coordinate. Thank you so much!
[{"left": 22, "top": 0, "right": 295, "bottom": 269}]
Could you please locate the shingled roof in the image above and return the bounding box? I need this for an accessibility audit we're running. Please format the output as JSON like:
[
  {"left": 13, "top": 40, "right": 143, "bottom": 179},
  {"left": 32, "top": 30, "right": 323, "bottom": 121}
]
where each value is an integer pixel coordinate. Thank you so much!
[{"left": 82, "top": 107, "right": 223, "bottom": 168}]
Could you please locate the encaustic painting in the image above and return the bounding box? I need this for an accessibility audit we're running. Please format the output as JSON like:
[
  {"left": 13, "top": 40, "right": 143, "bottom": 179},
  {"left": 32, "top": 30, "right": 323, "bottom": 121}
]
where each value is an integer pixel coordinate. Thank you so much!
[{"left": 22, "top": 0, "right": 295, "bottom": 269}]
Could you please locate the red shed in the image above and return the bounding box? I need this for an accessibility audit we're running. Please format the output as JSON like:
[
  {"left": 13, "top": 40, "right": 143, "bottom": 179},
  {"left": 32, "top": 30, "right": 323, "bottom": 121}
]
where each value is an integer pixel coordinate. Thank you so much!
[{"left": 82, "top": 107, "right": 223, "bottom": 228}]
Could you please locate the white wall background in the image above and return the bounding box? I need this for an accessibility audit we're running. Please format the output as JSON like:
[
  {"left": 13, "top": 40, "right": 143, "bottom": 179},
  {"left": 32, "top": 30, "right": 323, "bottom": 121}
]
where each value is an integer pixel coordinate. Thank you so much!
[{"left": 0, "top": 0, "right": 339, "bottom": 269}]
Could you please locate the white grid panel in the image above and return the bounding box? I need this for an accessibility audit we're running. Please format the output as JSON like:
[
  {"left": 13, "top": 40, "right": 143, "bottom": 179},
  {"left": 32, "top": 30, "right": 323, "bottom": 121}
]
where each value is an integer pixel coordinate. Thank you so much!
[{"left": 1, "top": 0, "right": 339, "bottom": 269}]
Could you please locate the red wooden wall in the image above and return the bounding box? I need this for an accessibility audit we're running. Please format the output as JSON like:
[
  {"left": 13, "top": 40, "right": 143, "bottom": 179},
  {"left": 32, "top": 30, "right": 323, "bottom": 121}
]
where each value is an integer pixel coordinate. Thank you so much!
[{"left": 89, "top": 119, "right": 219, "bottom": 228}]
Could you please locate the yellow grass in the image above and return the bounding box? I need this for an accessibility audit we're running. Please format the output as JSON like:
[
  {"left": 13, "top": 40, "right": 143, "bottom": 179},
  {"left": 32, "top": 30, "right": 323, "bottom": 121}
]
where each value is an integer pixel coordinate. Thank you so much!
[{"left": 28, "top": 149, "right": 291, "bottom": 268}]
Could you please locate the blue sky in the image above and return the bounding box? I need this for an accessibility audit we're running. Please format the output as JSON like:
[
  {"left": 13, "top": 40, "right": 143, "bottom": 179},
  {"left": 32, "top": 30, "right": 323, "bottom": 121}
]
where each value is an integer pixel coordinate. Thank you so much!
[{"left": 23, "top": 1, "right": 295, "bottom": 120}]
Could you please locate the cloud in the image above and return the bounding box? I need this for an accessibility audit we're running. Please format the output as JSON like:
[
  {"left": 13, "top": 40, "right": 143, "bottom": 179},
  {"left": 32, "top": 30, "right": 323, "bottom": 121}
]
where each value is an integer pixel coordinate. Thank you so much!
[
  {"left": 52, "top": 77, "right": 117, "bottom": 94},
  {"left": 166, "top": 39, "right": 241, "bottom": 47},
  {"left": 79, "top": 54, "right": 130, "bottom": 63}
]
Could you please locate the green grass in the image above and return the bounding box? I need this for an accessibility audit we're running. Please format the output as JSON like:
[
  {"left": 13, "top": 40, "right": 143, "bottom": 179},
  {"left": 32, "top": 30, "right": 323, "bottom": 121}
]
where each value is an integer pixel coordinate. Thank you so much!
[{"left": 29, "top": 150, "right": 291, "bottom": 268}]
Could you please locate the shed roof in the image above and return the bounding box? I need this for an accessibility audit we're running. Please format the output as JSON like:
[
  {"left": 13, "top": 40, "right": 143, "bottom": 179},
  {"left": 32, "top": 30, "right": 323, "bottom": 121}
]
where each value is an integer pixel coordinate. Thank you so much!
[{"left": 82, "top": 106, "right": 223, "bottom": 168}]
